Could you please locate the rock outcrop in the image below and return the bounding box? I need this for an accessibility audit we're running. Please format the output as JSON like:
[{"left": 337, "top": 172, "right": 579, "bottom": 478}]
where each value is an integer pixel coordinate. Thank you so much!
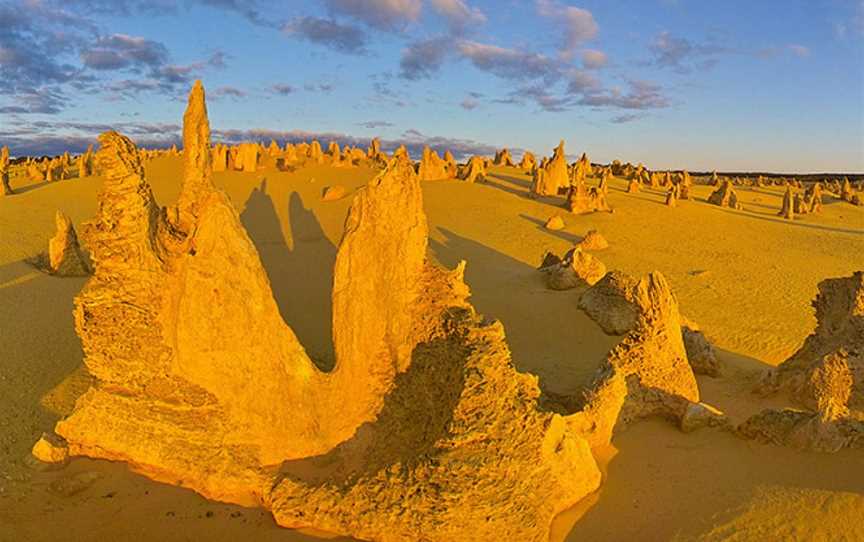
[
  {"left": 459, "top": 155, "right": 487, "bottom": 183},
  {"left": 707, "top": 180, "right": 743, "bottom": 210},
  {"left": 540, "top": 247, "right": 606, "bottom": 291},
  {"left": 48, "top": 211, "right": 90, "bottom": 276},
  {"left": 577, "top": 271, "right": 640, "bottom": 335},
  {"left": 531, "top": 140, "right": 568, "bottom": 197},
  {"left": 519, "top": 151, "right": 536, "bottom": 172},
  {"left": 417, "top": 146, "right": 451, "bottom": 181},
  {"left": 741, "top": 272, "right": 864, "bottom": 452},
  {"left": 578, "top": 230, "right": 609, "bottom": 251},
  {"left": 779, "top": 186, "right": 795, "bottom": 219},
  {"left": 568, "top": 272, "right": 701, "bottom": 448},
  {"left": 0, "top": 145, "right": 12, "bottom": 196},
  {"left": 51, "top": 81, "right": 603, "bottom": 541},
  {"left": 493, "top": 148, "right": 515, "bottom": 167},
  {"left": 567, "top": 181, "right": 611, "bottom": 214}
]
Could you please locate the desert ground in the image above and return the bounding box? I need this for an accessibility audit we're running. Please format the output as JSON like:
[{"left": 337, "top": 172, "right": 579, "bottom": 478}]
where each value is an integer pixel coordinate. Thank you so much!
[{"left": 1, "top": 96, "right": 863, "bottom": 540}]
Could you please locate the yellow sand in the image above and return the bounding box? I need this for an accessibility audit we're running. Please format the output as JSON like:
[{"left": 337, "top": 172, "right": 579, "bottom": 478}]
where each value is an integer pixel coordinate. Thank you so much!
[{"left": 0, "top": 158, "right": 862, "bottom": 541}]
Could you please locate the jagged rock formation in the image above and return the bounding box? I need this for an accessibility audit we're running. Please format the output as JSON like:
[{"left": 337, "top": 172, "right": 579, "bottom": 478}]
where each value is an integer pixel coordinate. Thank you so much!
[
  {"left": 570, "top": 153, "right": 591, "bottom": 187},
  {"left": 442, "top": 151, "right": 457, "bottom": 177},
  {"left": 742, "top": 272, "right": 864, "bottom": 452},
  {"left": 0, "top": 145, "right": 12, "bottom": 196},
  {"left": 568, "top": 272, "right": 701, "bottom": 448},
  {"left": 779, "top": 186, "right": 795, "bottom": 219},
  {"left": 627, "top": 178, "right": 640, "bottom": 193},
  {"left": 578, "top": 271, "right": 722, "bottom": 377},
  {"left": 417, "top": 146, "right": 451, "bottom": 181},
  {"left": 567, "top": 181, "right": 611, "bottom": 214},
  {"left": 367, "top": 137, "right": 388, "bottom": 164},
  {"left": 540, "top": 247, "right": 606, "bottom": 291},
  {"left": 308, "top": 140, "right": 324, "bottom": 164},
  {"left": 459, "top": 156, "right": 487, "bottom": 183},
  {"left": 236, "top": 142, "right": 259, "bottom": 173},
  {"left": 519, "top": 151, "right": 536, "bottom": 172},
  {"left": 796, "top": 182, "right": 823, "bottom": 214},
  {"left": 493, "top": 147, "right": 515, "bottom": 167},
  {"left": 707, "top": 180, "right": 743, "bottom": 210},
  {"left": 77, "top": 146, "right": 94, "bottom": 178},
  {"left": 531, "top": 140, "right": 568, "bottom": 197},
  {"left": 665, "top": 184, "right": 679, "bottom": 207},
  {"left": 51, "top": 81, "right": 602, "bottom": 540},
  {"left": 579, "top": 230, "right": 608, "bottom": 251},
  {"left": 760, "top": 272, "right": 864, "bottom": 409},
  {"left": 681, "top": 319, "right": 721, "bottom": 377},
  {"left": 48, "top": 211, "right": 90, "bottom": 276},
  {"left": 577, "top": 271, "right": 640, "bottom": 335}
]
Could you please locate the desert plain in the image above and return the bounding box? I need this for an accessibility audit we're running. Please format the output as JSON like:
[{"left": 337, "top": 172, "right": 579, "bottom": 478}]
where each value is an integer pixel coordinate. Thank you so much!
[{"left": 0, "top": 76, "right": 862, "bottom": 542}]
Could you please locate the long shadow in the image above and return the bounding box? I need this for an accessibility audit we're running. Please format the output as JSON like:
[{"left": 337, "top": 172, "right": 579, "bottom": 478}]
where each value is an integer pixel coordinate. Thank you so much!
[
  {"left": 518, "top": 213, "right": 583, "bottom": 245},
  {"left": 11, "top": 180, "right": 53, "bottom": 195},
  {"left": 0, "top": 259, "right": 89, "bottom": 469},
  {"left": 705, "top": 202, "right": 864, "bottom": 235},
  {"left": 239, "top": 180, "right": 337, "bottom": 371},
  {"left": 481, "top": 175, "right": 534, "bottom": 199},
  {"left": 429, "top": 227, "right": 619, "bottom": 398},
  {"left": 489, "top": 171, "right": 532, "bottom": 189},
  {"left": 274, "top": 327, "right": 467, "bottom": 487}
]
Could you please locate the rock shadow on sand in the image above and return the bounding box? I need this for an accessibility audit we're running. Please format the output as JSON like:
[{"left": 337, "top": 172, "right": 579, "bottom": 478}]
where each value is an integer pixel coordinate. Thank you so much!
[
  {"left": 239, "top": 180, "right": 337, "bottom": 371},
  {"left": 429, "top": 227, "right": 620, "bottom": 400}
]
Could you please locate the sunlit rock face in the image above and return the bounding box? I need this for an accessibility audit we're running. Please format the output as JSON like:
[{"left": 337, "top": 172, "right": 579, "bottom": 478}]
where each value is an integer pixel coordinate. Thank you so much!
[{"left": 52, "top": 81, "right": 603, "bottom": 540}]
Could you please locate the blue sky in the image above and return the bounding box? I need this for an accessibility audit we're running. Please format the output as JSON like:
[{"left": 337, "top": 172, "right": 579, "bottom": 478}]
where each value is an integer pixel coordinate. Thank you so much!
[{"left": 1, "top": 0, "right": 862, "bottom": 172}]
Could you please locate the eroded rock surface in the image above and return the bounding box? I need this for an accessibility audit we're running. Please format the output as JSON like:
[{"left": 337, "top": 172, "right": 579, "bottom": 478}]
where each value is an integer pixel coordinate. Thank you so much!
[
  {"left": 52, "top": 81, "right": 603, "bottom": 540},
  {"left": 568, "top": 272, "right": 701, "bottom": 448}
]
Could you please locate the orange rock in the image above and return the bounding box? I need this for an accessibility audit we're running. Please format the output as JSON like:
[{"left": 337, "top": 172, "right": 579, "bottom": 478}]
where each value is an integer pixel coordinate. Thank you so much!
[
  {"left": 322, "top": 184, "right": 346, "bottom": 201},
  {"left": 48, "top": 211, "right": 90, "bottom": 276}
]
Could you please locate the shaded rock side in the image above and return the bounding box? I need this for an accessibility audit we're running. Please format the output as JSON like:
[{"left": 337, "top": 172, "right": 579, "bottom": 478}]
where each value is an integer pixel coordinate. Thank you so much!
[{"left": 269, "top": 279, "right": 601, "bottom": 542}]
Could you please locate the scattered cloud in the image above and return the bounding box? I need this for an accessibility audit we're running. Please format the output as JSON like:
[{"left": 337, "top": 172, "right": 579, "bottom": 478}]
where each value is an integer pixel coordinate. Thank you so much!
[
  {"left": 271, "top": 83, "right": 296, "bottom": 95},
  {"left": 323, "top": 0, "right": 422, "bottom": 31},
  {"left": 304, "top": 82, "right": 334, "bottom": 93},
  {"left": 460, "top": 96, "right": 479, "bottom": 110},
  {"left": 610, "top": 113, "right": 645, "bottom": 124},
  {"left": 581, "top": 49, "right": 607, "bottom": 69},
  {"left": 536, "top": 0, "right": 598, "bottom": 60},
  {"left": 579, "top": 80, "right": 671, "bottom": 110},
  {"left": 456, "top": 40, "right": 559, "bottom": 81},
  {"left": 282, "top": 17, "right": 368, "bottom": 55},
  {"left": 400, "top": 37, "right": 452, "bottom": 80},
  {"left": 648, "top": 31, "right": 727, "bottom": 73},
  {"left": 429, "top": 0, "right": 486, "bottom": 34},
  {"left": 357, "top": 120, "right": 394, "bottom": 128},
  {"left": 80, "top": 34, "right": 169, "bottom": 71},
  {"left": 211, "top": 85, "right": 246, "bottom": 99}
]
